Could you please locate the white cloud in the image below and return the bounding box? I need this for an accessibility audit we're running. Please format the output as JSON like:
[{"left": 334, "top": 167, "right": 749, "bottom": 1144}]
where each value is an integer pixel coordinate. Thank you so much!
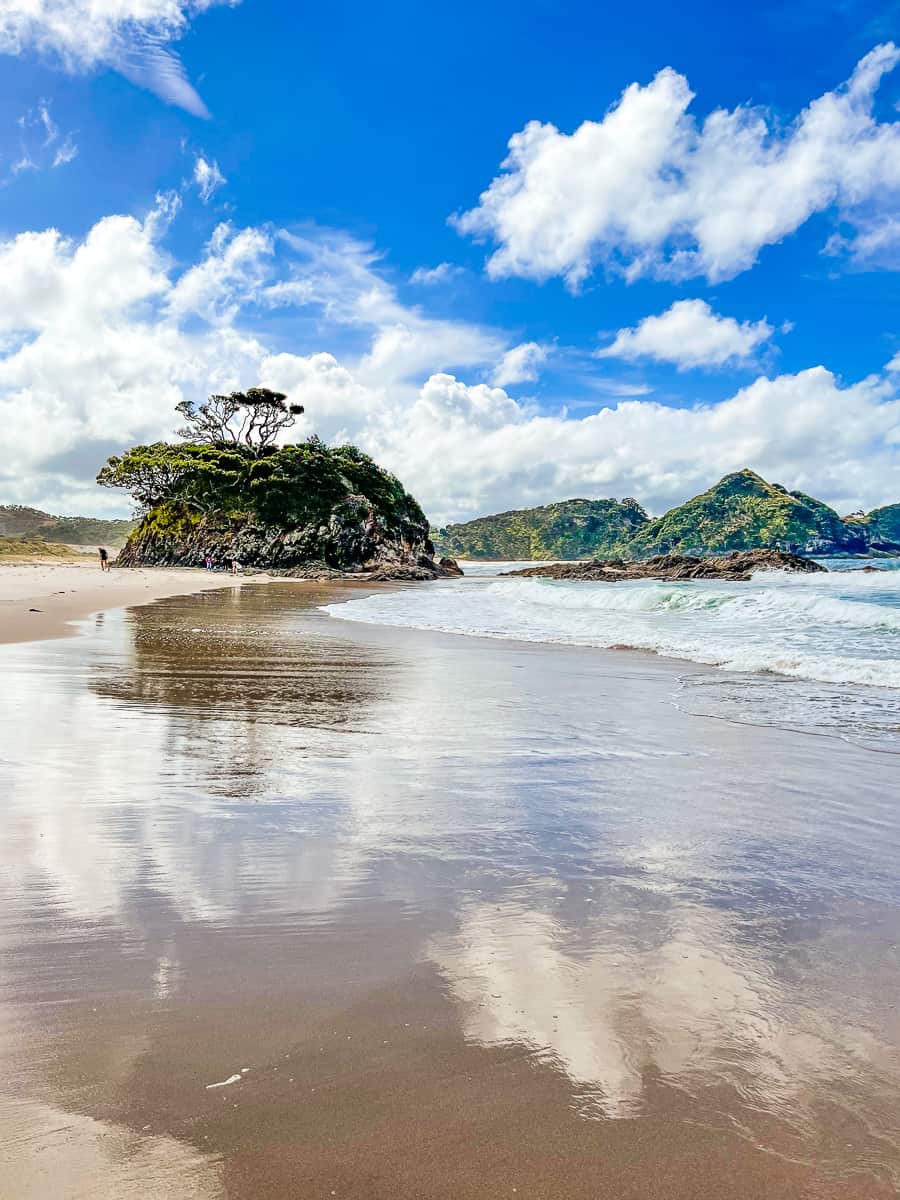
[
  {"left": 0, "top": 0, "right": 239, "bottom": 116},
  {"left": 583, "top": 379, "right": 652, "bottom": 397},
  {"left": 2, "top": 202, "right": 899, "bottom": 523},
  {"left": 350, "top": 365, "right": 900, "bottom": 524},
  {"left": 168, "top": 222, "right": 272, "bottom": 321},
  {"left": 409, "top": 262, "right": 463, "bottom": 285},
  {"left": 0, "top": 207, "right": 505, "bottom": 512},
  {"left": 490, "top": 340, "right": 549, "bottom": 386},
  {"left": 269, "top": 229, "right": 505, "bottom": 386},
  {"left": 52, "top": 135, "right": 78, "bottom": 167},
  {"left": 454, "top": 44, "right": 900, "bottom": 287},
  {"left": 597, "top": 299, "right": 775, "bottom": 369},
  {"left": 193, "top": 154, "right": 226, "bottom": 202},
  {"left": 5, "top": 99, "right": 77, "bottom": 182}
]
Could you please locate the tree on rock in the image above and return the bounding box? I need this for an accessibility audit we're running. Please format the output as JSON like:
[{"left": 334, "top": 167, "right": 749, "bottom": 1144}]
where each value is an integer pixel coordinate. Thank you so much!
[{"left": 174, "top": 388, "right": 304, "bottom": 457}]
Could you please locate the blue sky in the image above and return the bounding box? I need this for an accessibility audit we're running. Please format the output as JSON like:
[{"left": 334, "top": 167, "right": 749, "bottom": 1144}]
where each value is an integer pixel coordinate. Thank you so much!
[{"left": 2, "top": 0, "right": 900, "bottom": 521}]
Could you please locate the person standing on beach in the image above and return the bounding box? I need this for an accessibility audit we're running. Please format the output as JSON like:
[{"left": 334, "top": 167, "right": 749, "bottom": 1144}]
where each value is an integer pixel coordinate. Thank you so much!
[
  {"left": 231, "top": 558, "right": 241, "bottom": 576},
  {"left": 98, "top": 547, "right": 110, "bottom": 573}
]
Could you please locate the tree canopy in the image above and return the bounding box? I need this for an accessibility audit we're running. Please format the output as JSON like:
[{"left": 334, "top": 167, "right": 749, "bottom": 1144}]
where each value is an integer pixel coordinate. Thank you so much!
[
  {"left": 174, "top": 388, "right": 304, "bottom": 457},
  {"left": 97, "top": 391, "right": 425, "bottom": 532}
]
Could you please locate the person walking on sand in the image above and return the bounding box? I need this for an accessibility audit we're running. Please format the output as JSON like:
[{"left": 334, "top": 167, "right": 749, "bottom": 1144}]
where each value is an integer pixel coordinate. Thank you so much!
[
  {"left": 231, "top": 558, "right": 241, "bottom": 577},
  {"left": 98, "top": 547, "right": 110, "bottom": 573}
]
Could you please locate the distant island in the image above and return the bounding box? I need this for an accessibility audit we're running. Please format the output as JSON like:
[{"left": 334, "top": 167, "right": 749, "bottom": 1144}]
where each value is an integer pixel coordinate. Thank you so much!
[
  {"left": 98, "top": 388, "right": 459, "bottom": 579},
  {"left": 434, "top": 470, "right": 900, "bottom": 560}
]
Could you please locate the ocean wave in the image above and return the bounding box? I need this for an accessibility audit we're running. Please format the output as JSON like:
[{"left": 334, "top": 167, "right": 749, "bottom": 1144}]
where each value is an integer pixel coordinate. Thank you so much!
[
  {"left": 322, "top": 569, "right": 900, "bottom": 691},
  {"left": 491, "top": 578, "right": 900, "bottom": 632}
]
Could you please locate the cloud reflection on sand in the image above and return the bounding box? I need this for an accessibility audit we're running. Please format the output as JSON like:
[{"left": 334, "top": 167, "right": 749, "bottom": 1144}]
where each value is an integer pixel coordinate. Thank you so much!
[
  {"left": 431, "top": 886, "right": 900, "bottom": 1177},
  {"left": 1, "top": 586, "right": 900, "bottom": 1191}
]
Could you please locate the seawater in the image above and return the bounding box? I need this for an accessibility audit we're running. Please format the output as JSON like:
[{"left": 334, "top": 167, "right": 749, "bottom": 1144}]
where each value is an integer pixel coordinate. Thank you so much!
[{"left": 322, "top": 558, "right": 900, "bottom": 741}]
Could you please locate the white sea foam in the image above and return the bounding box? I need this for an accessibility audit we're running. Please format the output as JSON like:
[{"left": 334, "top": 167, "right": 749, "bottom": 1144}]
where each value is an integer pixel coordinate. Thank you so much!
[{"left": 323, "top": 562, "right": 900, "bottom": 690}]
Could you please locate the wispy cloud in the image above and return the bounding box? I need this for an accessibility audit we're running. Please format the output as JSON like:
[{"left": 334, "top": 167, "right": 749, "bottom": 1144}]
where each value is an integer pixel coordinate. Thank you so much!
[
  {"left": 0, "top": 1, "right": 240, "bottom": 116},
  {"left": 193, "top": 154, "right": 226, "bottom": 202},
  {"left": 5, "top": 99, "right": 77, "bottom": 183},
  {"left": 410, "top": 262, "right": 464, "bottom": 286}
]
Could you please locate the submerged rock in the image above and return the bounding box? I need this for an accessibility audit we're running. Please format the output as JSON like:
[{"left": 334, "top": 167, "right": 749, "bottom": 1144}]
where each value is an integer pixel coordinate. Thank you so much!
[{"left": 503, "top": 548, "right": 826, "bottom": 582}]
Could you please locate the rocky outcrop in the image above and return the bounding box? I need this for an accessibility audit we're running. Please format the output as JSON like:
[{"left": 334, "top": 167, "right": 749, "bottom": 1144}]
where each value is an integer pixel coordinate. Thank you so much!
[
  {"left": 504, "top": 548, "right": 826, "bottom": 582},
  {"left": 117, "top": 496, "right": 461, "bottom": 580}
]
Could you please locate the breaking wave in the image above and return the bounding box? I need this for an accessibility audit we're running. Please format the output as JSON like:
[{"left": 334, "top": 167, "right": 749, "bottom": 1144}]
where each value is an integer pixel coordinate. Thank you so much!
[{"left": 322, "top": 561, "right": 900, "bottom": 691}]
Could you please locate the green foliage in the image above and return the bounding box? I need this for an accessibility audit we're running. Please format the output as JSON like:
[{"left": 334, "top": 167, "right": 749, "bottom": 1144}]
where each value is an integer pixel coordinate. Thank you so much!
[
  {"left": 863, "top": 503, "right": 900, "bottom": 549},
  {"left": 433, "top": 498, "right": 649, "bottom": 560},
  {"left": 0, "top": 504, "right": 134, "bottom": 546},
  {"left": 99, "top": 434, "right": 426, "bottom": 546},
  {"left": 0, "top": 535, "right": 78, "bottom": 559},
  {"left": 625, "top": 470, "right": 864, "bottom": 558},
  {"left": 431, "top": 469, "right": 897, "bottom": 562}
]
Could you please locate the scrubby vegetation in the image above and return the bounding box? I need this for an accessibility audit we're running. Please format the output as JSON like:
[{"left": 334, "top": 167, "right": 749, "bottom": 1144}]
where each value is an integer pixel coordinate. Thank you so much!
[
  {"left": 433, "top": 469, "right": 899, "bottom": 561},
  {"left": 0, "top": 536, "right": 81, "bottom": 559},
  {"left": 98, "top": 436, "right": 426, "bottom": 534},
  {"left": 625, "top": 470, "right": 867, "bottom": 558},
  {"left": 98, "top": 388, "right": 443, "bottom": 576},
  {"left": 845, "top": 502, "right": 900, "bottom": 552},
  {"left": 0, "top": 505, "right": 135, "bottom": 547},
  {"left": 434, "top": 498, "right": 649, "bottom": 560}
]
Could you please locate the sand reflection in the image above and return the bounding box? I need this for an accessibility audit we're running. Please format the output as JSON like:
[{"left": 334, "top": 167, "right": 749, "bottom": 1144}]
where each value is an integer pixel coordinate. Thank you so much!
[
  {"left": 432, "top": 891, "right": 900, "bottom": 1178},
  {"left": 0, "top": 1099, "right": 224, "bottom": 1199}
]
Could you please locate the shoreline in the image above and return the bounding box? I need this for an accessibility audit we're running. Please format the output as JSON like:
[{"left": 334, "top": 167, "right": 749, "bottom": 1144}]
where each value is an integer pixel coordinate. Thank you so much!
[
  {"left": 0, "top": 562, "right": 254, "bottom": 646},
  {"left": 1, "top": 581, "right": 897, "bottom": 1199}
]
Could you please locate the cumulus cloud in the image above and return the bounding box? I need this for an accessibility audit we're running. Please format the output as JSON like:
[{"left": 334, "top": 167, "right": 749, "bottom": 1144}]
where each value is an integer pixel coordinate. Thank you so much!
[
  {"left": 2, "top": 203, "right": 900, "bottom": 522},
  {"left": 490, "top": 340, "right": 549, "bottom": 386},
  {"left": 0, "top": 207, "right": 505, "bottom": 512},
  {"left": 0, "top": 0, "right": 239, "bottom": 116},
  {"left": 352, "top": 365, "right": 900, "bottom": 524},
  {"left": 454, "top": 44, "right": 900, "bottom": 287},
  {"left": 193, "top": 154, "right": 225, "bottom": 202},
  {"left": 409, "top": 262, "right": 463, "bottom": 285},
  {"left": 596, "top": 300, "right": 775, "bottom": 369}
]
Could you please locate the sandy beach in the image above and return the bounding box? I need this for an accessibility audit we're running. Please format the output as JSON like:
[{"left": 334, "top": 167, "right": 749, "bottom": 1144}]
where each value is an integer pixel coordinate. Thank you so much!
[
  {"left": 0, "top": 562, "right": 250, "bottom": 645},
  {"left": 0, "top": 580, "right": 898, "bottom": 1199}
]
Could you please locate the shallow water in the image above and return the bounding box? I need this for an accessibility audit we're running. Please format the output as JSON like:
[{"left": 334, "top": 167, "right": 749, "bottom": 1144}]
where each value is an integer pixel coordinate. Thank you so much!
[
  {"left": 325, "top": 559, "right": 900, "bottom": 744},
  {"left": 1, "top": 583, "right": 899, "bottom": 1198}
]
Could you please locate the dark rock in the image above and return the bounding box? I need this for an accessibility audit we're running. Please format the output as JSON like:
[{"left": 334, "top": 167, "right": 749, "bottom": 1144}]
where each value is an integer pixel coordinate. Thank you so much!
[
  {"left": 117, "top": 500, "right": 464, "bottom": 581},
  {"left": 503, "top": 548, "right": 826, "bottom": 583}
]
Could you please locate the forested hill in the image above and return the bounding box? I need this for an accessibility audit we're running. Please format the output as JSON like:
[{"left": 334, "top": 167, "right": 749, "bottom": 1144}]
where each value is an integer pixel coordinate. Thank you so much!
[
  {"left": 434, "top": 498, "right": 650, "bottom": 560},
  {"left": 433, "top": 470, "right": 900, "bottom": 560},
  {"left": 0, "top": 505, "right": 136, "bottom": 546}
]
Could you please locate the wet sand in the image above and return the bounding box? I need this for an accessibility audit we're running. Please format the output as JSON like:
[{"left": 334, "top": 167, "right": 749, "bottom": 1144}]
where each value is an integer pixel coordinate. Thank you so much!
[
  {"left": 0, "top": 563, "right": 250, "bottom": 645},
  {"left": 0, "top": 582, "right": 899, "bottom": 1199}
]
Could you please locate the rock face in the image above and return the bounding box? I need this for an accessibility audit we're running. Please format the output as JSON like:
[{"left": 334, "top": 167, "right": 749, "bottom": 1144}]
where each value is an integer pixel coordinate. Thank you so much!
[
  {"left": 504, "top": 548, "right": 826, "bottom": 583},
  {"left": 118, "top": 495, "right": 460, "bottom": 580},
  {"left": 843, "top": 503, "right": 900, "bottom": 555},
  {"left": 433, "top": 497, "right": 650, "bottom": 561}
]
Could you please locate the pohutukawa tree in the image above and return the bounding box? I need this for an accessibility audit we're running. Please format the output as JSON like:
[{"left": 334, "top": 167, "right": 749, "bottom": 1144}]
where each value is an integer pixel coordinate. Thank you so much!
[{"left": 174, "top": 388, "right": 304, "bottom": 457}]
